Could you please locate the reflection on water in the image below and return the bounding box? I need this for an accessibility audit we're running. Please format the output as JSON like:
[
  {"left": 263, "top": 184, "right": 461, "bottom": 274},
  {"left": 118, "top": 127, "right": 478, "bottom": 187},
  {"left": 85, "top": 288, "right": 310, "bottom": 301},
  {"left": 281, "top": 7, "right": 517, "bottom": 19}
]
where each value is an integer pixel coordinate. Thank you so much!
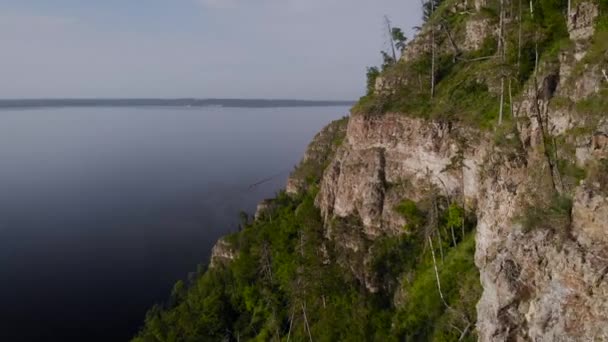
[{"left": 0, "top": 106, "right": 347, "bottom": 342}]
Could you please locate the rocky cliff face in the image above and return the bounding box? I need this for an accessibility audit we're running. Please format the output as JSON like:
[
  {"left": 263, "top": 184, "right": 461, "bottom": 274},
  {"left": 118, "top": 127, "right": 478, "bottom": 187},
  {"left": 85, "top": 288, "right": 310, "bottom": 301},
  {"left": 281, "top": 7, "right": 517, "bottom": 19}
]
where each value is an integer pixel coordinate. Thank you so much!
[
  {"left": 316, "top": 114, "right": 485, "bottom": 238},
  {"left": 310, "top": 103, "right": 607, "bottom": 341},
  {"left": 211, "top": 1, "right": 607, "bottom": 339},
  {"left": 311, "top": 2, "right": 608, "bottom": 340}
]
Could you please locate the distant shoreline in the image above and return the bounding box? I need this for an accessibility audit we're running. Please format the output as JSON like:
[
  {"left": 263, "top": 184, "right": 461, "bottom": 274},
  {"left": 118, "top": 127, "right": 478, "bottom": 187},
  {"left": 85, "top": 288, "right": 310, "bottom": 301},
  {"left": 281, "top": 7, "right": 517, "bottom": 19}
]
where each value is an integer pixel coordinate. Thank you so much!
[{"left": 0, "top": 99, "right": 355, "bottom": 109}]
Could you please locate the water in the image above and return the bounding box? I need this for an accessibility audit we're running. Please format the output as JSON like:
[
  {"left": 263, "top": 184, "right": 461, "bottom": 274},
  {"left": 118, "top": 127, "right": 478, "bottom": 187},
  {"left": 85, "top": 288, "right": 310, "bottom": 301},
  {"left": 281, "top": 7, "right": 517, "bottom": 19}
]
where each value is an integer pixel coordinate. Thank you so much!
[{"left": 0, "top": 106, "right": 348, "bottom": 342}]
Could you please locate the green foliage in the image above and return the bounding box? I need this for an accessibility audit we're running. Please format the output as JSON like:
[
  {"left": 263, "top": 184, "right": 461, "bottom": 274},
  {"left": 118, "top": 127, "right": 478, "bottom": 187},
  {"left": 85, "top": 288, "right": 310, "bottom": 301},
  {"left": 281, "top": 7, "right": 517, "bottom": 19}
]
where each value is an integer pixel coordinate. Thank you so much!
[
  {"left": 389, "top": 196, "right": 480, "bottom": 340},
  {"left": 354, "top": 0, "right": 582, "bottom": 132},
  {"left": 133, "top": 186, "right": 396, "bottom": 342},
  {"left": 518, "top": 192, "right": 573, "bottom": 233},
  {"left": 381, "top": 51, "right": 397, "bottom": 70},
  {"left": 422, "top": 0, "right": 446, "bottom": 22},
  {"left": 446, "top": 204, "right": 464, "bottom": 235},
  {"left": 551, "top": 136, "right": 588, "bottom": 191},
  {"left": 371, "top": 234, "right": 421, "bottom": 294},
  {"left": 575, "top": 89, "right": 608, "bottom": 117},
  {"left": 587, "top": 158, "right": 608, "bottom": 195},
  {"left": 395, "top": 199, "right": 426, "bottom": 230},
  {"left": 366, "top": 67, "right": 381, "bottom": 96},
  {"left": 135, "top": 180, "right": 482, "bottom": 342},
  {"left": 395, "top": 235, "right": 480, "bottom": 341},
  {"left": 392, "top": 27, "right": 408, "bottom": 52},
  {"left": 557, "top": 158, "right": 587, "bottom": 188},
  {"left": 492, "top": 121, "right": 526, "bottom": 165},
  {"left": 569, "top": 89, "right": 608, "bottom": 136}
]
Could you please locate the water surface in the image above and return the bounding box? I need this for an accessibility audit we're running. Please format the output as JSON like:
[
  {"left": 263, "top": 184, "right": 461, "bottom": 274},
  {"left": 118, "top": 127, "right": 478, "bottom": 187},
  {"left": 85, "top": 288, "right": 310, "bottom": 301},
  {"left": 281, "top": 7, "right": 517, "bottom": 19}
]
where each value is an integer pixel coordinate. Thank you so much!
[{"left": 0, "top": 106, "right": 348, "bottom": 341}]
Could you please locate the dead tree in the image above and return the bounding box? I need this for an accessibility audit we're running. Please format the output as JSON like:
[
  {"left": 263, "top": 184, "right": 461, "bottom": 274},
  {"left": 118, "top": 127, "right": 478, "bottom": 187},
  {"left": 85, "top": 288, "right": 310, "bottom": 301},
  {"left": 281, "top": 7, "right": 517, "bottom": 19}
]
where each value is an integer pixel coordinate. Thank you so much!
[
  {"left": 498, "top": 0, "right": 507, "bottom": 125},
  {"left": 431, "top": 1, "right": 436, "bottom": 99},
  {"left": 384, "top": 16, "right": 397, "bottom": 62}
]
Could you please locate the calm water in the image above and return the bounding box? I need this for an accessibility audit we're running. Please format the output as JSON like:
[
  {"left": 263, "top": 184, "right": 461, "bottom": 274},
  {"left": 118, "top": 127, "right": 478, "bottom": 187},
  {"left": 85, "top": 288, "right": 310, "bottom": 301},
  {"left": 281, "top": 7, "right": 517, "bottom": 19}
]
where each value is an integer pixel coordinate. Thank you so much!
[{"left": 0, "top": 106, "right": 348, "bottom": 342}]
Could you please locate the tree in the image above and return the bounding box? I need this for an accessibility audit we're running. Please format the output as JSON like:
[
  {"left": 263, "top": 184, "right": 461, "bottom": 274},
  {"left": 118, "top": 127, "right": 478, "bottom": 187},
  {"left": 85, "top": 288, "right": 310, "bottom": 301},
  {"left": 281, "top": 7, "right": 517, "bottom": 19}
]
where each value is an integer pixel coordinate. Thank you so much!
[
  {"left": 366, "top": 67, "right": 380, "bottom": 95},
  {"left": 391, "top": 27, "right": 408, "bottom": 52},
  {"left": 384, "top": 16, "right": 398, "bottom": 62},
  {"left": 421, "top": 0, "right": 439, "bottom": 98},
  {"left": 381, "top": 51, "right": 396, "bottom": 70},
  {"left": 498, "top": 0, "right": 507, "bottom": 125},
  {"left": 422, "top": 0, "right": 444, "bottom": 22}
]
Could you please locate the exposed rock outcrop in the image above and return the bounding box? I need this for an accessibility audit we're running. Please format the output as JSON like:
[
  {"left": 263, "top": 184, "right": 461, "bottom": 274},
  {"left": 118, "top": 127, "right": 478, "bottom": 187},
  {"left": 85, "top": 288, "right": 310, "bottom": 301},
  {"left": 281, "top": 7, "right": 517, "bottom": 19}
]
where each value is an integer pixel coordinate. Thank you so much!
[
  {"left": 254, "top": 199, "right": 276, "bottom": 221},
  {"left": 568, "top": 2, "right": 599, "bottom": 41},
  {"left": 317, "top": 113, "right": 486, "bottom": 238},
  {"left": 209, "top": 238, "right": 236, "bottom": 269},
  {"left": 314, "top": 9, "right": 608, "bottom": 335},
  {"left": 310, "top": 103, "right": 608, "bottom": 341},
  {"left": 463, "top": 17, "right": 494, "bottom": 51}
]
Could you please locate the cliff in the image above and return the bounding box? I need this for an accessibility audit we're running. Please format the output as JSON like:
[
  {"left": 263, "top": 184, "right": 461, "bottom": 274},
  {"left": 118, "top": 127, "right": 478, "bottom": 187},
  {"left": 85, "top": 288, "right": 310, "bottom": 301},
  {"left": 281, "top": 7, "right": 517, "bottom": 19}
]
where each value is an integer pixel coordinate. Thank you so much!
[
  {"left": 134, "top": 1, "right": 608, "bottom": 341},
  {"left": 289, "top": 0, "right": 608, "bottom": 339},
  {"left": 314, "top": 1, "right": 608, "bottom": 340}
]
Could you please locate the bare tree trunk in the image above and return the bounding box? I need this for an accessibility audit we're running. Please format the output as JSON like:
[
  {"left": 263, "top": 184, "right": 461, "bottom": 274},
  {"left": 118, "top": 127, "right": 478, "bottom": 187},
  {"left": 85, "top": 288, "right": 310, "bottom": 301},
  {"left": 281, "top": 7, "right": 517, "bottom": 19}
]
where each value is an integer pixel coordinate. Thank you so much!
[
  {"left": 498, "top": 0, "right": 506, "bottom": 126},
  {"left": 428, "top": 236, "right": 449, "bottom": 307},
  {"left": 518, "top": 0, "right": 522, "bottom": 68},
  {"left": 286, "top": 309, "right": 295, "bottom": 342},
  {"left": 461, "top": 170, "right": 466, "bottom": 239},
  {"left": 299, "top": 230, "right": 304, "bottom": 258},
  {"left": 431, "top": 0, "right": 436, "bottom": 99},
  {"left": 432, "top": 193, "right": 445, "bottom": 262},
  {"left": 458, "top": 323, "right": 471, "bottom": 341},
  {"left": 261, "top": 241, "right": 274, "bottom": 283},
  {"left": 385, "top": 16, "right": 397, "bottom": 62},
  {"left": 534, "top": 41, "right": 539, "bottom": 75},
  {"left": 442, "top": 20, "right": 461, "bottom": 58},
  {"left": 553, "top": 137, "right": 565, "bottom": 193},
  {"left": 529, "top": 0, "right": 534, "bottom": 16},
  {"left": 302, "top": 303, "right": 313, "bottom": 342},
  {"left": 509, "top": 78, "right": 514, "bottom": 118},
  {"left": 498, "top": 0, "right": 505, "bottom": 53},
  {"left": 450, "top": 218, "right": 458, "bottom": 248},
  {"left": 499, "top": 78, "right": 505, "bottom": 125},
  {"left": 532, "top": 77, "right": 558, "bottom": 192}
]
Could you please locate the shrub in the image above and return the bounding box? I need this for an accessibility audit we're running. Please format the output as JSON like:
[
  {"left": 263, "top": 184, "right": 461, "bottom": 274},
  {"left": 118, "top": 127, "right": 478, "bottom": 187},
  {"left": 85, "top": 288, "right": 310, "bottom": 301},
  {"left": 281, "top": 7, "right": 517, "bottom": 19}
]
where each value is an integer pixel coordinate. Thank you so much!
[
  {"left": 519, "top": 192, "right": 573, "bottom": 233},
  {"left": 587, "top": 158, "right": 608, "bottom": 194}
]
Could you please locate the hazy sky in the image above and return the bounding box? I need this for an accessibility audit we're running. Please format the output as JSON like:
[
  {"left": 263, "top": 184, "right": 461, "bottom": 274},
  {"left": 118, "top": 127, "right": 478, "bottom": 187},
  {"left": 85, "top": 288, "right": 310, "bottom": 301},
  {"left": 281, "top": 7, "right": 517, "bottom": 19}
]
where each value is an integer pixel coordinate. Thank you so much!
[{"left": 1, "top": 0, "right": 420, "bottom": 99}]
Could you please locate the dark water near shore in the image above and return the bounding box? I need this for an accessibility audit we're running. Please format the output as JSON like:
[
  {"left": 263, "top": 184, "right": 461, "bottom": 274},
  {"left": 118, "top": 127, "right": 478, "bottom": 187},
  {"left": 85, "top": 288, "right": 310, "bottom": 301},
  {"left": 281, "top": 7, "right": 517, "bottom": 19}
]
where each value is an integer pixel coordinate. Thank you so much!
[{"left": 0, "top": 106, "right": 348, "bottom": 342}]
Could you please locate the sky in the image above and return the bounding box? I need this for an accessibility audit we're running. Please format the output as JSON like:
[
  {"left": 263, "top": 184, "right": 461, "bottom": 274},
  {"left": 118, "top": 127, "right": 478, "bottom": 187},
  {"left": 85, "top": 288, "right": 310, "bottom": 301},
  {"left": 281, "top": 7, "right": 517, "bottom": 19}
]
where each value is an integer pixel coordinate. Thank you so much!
[{"left": 0, "top": 0, "right": 421, "bottom": 100}]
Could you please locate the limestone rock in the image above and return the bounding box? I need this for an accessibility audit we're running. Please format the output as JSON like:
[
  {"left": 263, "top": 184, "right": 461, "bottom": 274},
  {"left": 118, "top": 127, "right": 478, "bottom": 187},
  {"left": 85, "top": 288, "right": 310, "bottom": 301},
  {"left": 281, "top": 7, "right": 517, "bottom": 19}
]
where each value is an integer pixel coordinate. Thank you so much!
[
  {"left": 568, "top": 2, "right": 599, "bottom": 41},
  {"left": 464, "top": 17, "right": 493, "bottom": 51},
  {"left": 209, "top": 238, "right": 236, "bottom": 269},
  {"left": 254, "top": 199, "right": 276, "bottom": 221}
]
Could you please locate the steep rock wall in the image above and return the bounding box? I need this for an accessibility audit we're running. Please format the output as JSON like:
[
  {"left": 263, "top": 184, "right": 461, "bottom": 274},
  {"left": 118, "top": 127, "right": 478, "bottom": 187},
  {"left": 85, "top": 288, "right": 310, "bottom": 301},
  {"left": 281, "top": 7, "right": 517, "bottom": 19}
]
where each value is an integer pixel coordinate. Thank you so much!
[
  {"left": 312, "top": 108, "right": 607, "bottom": 341},
  {"left": 316, "top": 113, "right": 486, "bottom": 239}
]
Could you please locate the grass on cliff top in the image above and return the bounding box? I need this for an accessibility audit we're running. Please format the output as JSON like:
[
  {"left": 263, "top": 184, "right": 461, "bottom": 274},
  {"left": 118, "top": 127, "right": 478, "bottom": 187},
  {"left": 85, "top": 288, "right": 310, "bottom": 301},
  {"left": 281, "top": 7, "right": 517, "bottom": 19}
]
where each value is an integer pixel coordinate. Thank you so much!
[
  {"left": 353, "top": 55, "right": 502, "bottom": 130},
  {"left": 354, "top": 0, "right": 575, "bottom": 131}
]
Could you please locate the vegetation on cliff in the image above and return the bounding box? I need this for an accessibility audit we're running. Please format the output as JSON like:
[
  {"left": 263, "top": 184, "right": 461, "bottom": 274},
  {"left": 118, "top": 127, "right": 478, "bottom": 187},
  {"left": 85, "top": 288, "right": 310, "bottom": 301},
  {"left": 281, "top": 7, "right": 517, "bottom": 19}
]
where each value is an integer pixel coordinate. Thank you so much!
[
  {"left": 134, "top": 0, "right": 608, "bottom": 340},
  {"left": 133, "top": 107, "right": 482, "bottom": 341},
  {"left": 133, "top": 181, "right": 480, "bottom": 342},
  {"left": 356, "top": 0, "right": 607, "bottom": 128}
]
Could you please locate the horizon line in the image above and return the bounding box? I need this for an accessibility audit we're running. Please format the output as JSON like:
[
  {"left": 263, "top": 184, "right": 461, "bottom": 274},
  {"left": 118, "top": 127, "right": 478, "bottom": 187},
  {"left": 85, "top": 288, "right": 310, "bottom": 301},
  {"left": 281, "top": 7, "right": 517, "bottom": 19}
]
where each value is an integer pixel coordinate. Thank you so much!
[{"left": 0, "top": 98, "right": 355, "bottom": 110}]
